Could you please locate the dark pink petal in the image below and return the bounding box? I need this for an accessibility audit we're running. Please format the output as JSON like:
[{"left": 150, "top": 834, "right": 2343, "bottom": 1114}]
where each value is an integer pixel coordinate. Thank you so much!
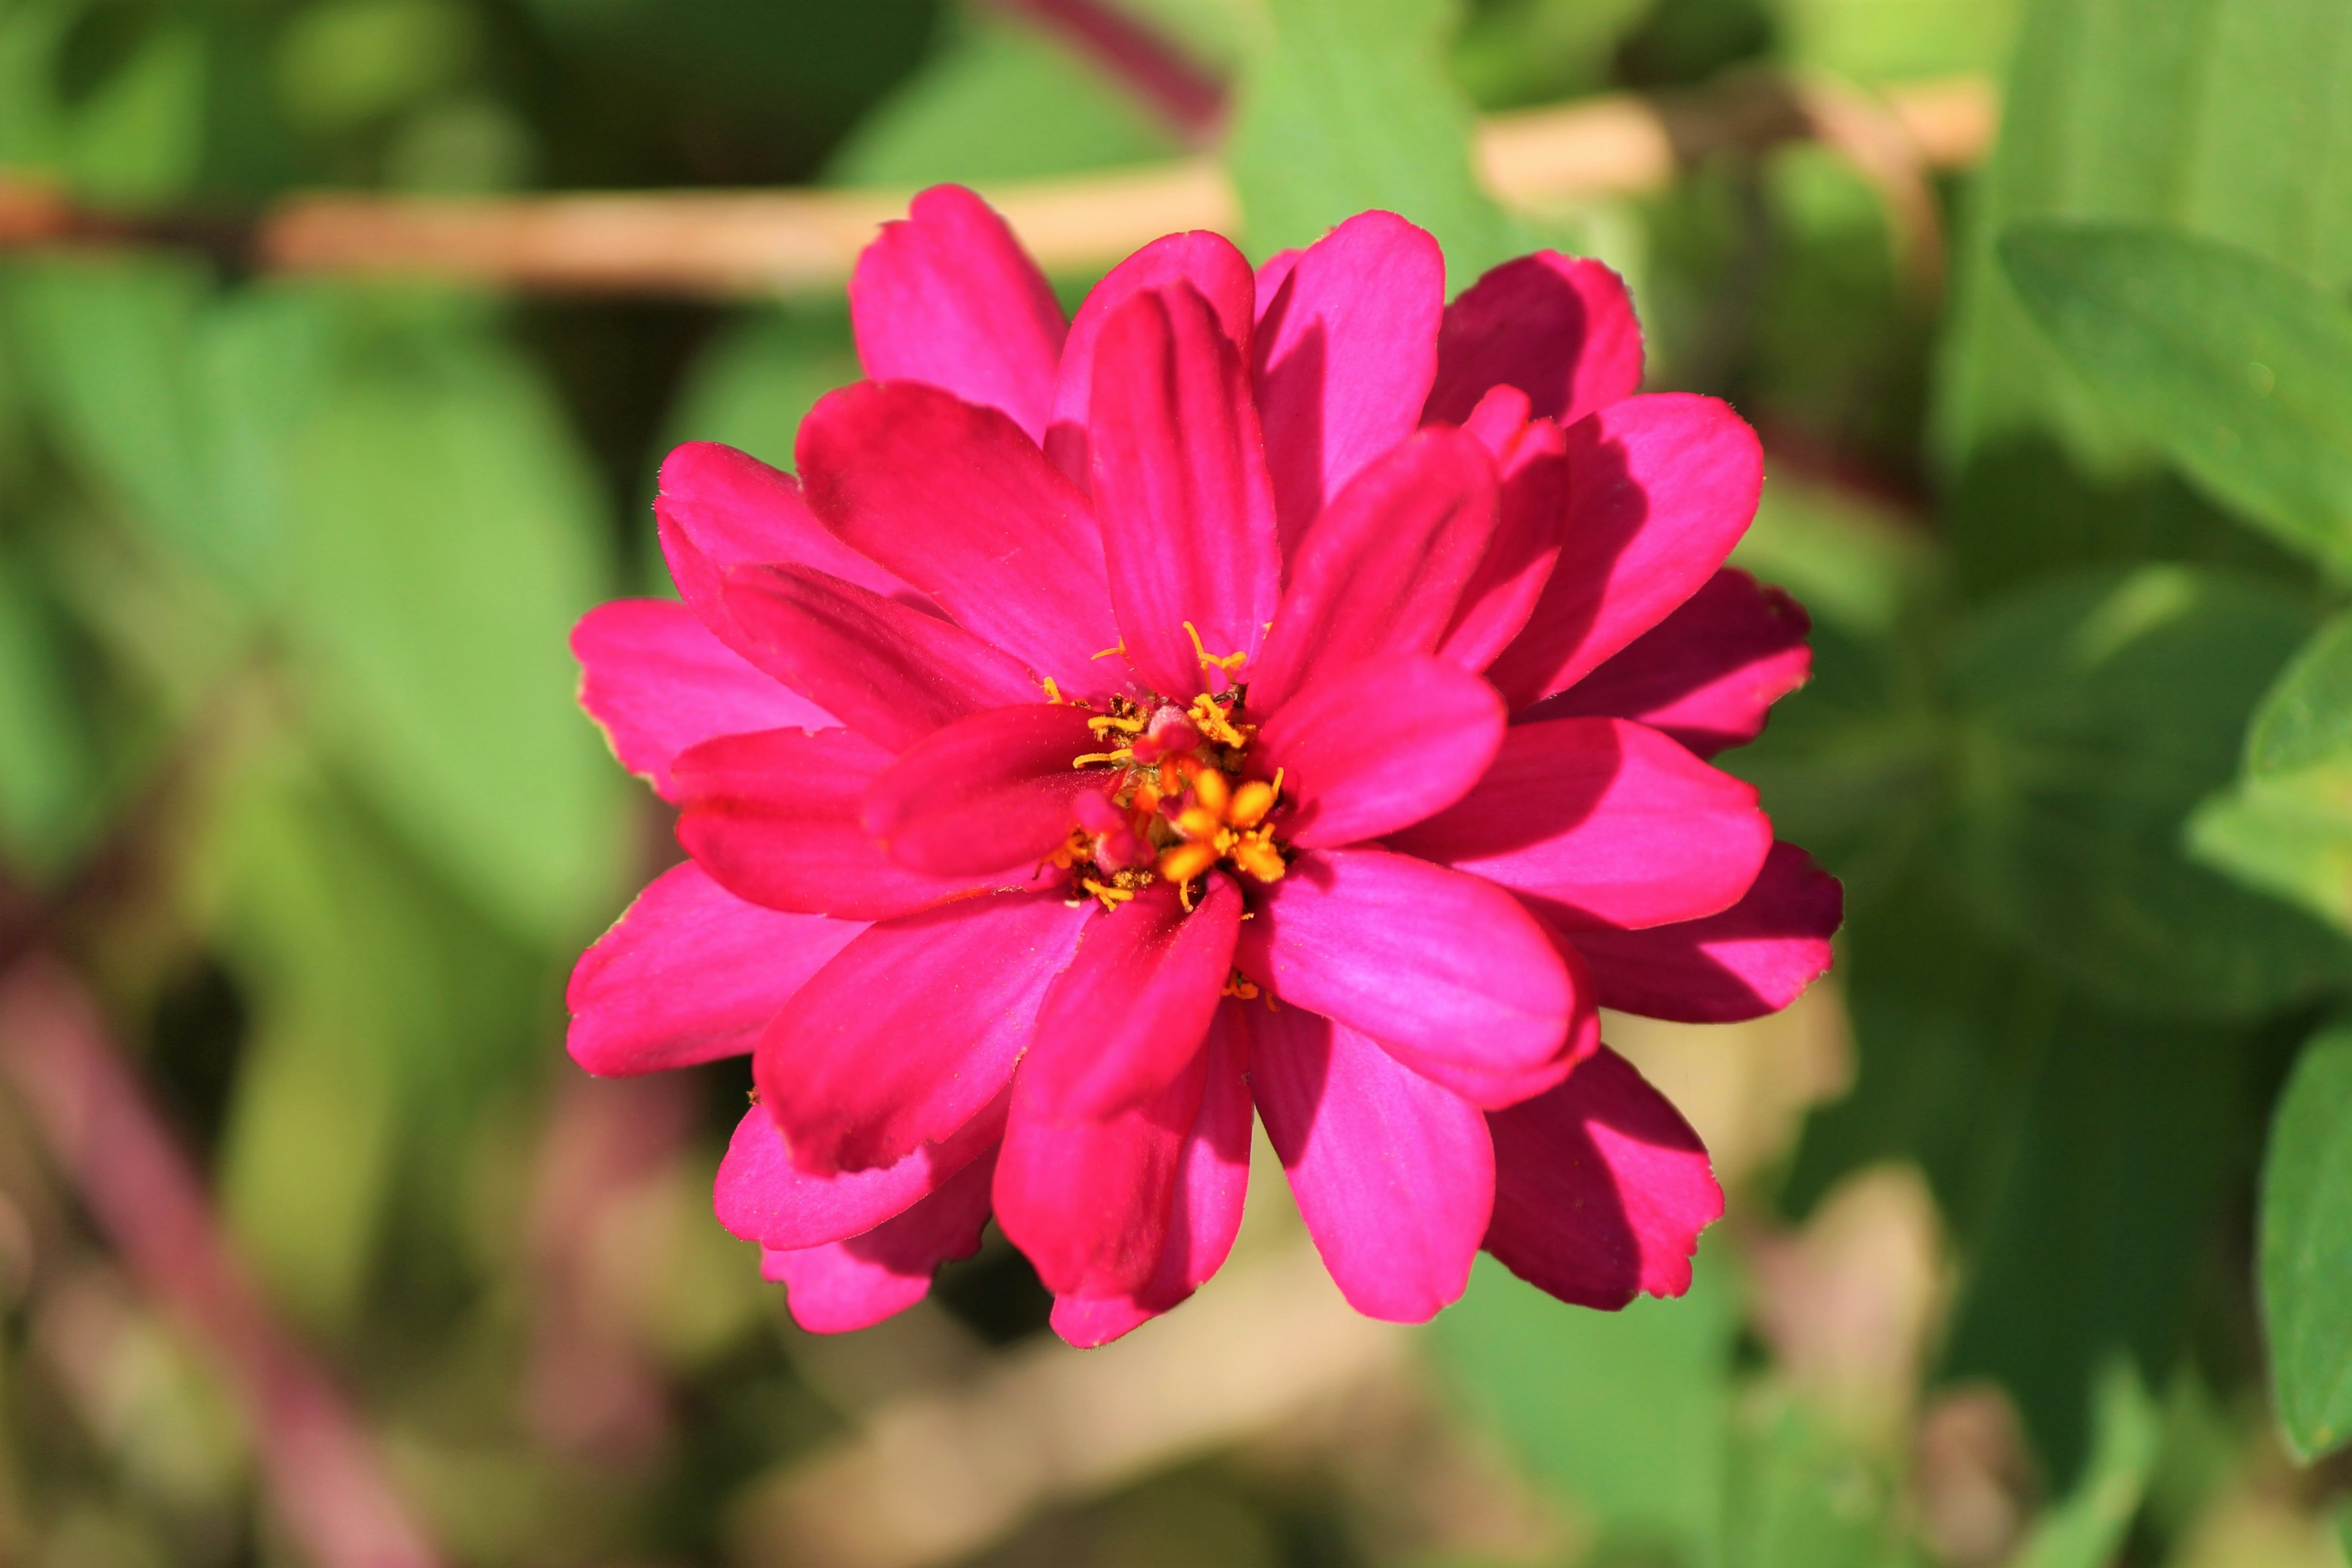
[
  {"left": 1254, "top": 212, "right": 1447, "bottom": 551},
  {"left": 715, "top": 1091, "right": 1006, "bottom": 1250},
  {"left": 655, "top": 443, "right": 918, "bottom": 657},
  {"left": 1253, "top": 247, "right": 1302, "bottom": 308},
  {"left": 1423, "top": 252, "right": 1644, "bottom": 429},
  {"left": 1233, "top": 847, "right": 1578, "bottom": 1109},
  {"left": 1390, "top": 717, "right": 1773, "bottom": 932},
  {"left": 1248, "top": 1006, "right": 1493, "bottom": 1322},
  {"left": 760, "top": 1146, "right": 1000, "bottom": 1334},
  {"left": 1485, "top": 395, "right": 1765, "bottom": 710},
  {"left": 797, "top": 381, "right": 1123, "bottom": 693},
  {"left": 1049, "top": 230, "right": 1257, "bottom": 484},
  {"left": 1523, "top": 569, "right": 1811, "bottom": 756},
  {"left": 1569, "top": 842, "right": 1841, "bottom": 1023},
  {"left": 1246, "top": 428, "right": 1500, "bottom": 714},
  {"left": 756, "top": 893, "right": 1093, "bottom": 1174},
  {"left": 848, "top": 184, "right": 1066, "bottom": 441},
  {"left": 994, "top": 1036, "right": 1209, "bottom": 1298},
  {"left": 720, "top": 564, "right": 1039, "bottom": 752},
  {"left": 1387, "top": 922, "right": 1599, "bottom": 1110},
  {"left": 1088, "top": 283, "right": 1283, "bottom": 698},
  {"left": 572, "top": 598, "right": 832, "bottom": 801},
  {"left": 1484, "top": 1046, "right": 1721, "bottom": 1309},
  {"left": 1022, "top": 877, "right": 1240, "bottom": 1121},
  {"left": 1256, "top": 655, "right": 1506, "bottom": 849},
  {"left": 861, "top": 703, "right": 1105, "bottom": 876},
  {"left": 567, "top": 861, "right": 864, "bottom": 1077},
  {"left": 673, "top": 728, "right": 1046, "bottom": 919},
  {"left": 1049, "top": 1009, "right": 1252, "bottom": 1348},
  {"left": 1438, "top": 389, "right": 1571, "bottom": 673}
]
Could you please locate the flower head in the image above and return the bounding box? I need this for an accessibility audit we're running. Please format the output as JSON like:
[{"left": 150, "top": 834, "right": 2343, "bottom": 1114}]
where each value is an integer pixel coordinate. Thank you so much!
[{"left": 568, "top": 186, "right": 1841, "bottom": 1344}]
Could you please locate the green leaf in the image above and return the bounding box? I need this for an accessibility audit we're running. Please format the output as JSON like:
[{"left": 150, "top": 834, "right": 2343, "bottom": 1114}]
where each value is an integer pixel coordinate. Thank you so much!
[
  {"left": 2000, "top": 222, "right": 2352, "bottom": 575},
  {"left": 1227, "top": 0, "right": 1521, "bottom": 284},
  {"left": 1722, "top": 1391, "right": 1904, "bottom": 1568},
  {"left": 1941, "top": 564, "right": 2352, "bottom": 1017},
  {"left": 663, "top": 306, "right": 860, "bottom": 473},
  {"left": 2260, "top": 1020, "right": 2352, "bottom": 1461},
  {"left": 0, "top": 543, "right": 96, "bottom": 876},
  {"left": 1452, "top": 0, "right": 1651, "bottom": 110},
  {"left": 2007, "top": 1362, "right": 2161, "bottom": 1568},
  {"left": 1771, "top": 0, "right": 2019, "bottom": 81}
]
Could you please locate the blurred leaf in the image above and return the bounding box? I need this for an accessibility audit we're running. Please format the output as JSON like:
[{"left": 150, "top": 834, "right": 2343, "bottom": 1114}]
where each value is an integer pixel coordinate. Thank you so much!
[
  {"left": 2001, "top": 222, "right": 2352, "bottom": 576},
  {"left": 1771, "top": 0, "right": 2017, "bottom": 81},
  {"left": 2006, "top": 1362, "right": 2160, "bottom": 1568},
  {"left": 61, "top": 13, "right": 207, "bottom": 200},
  {"left": 0, "top": 542, "right": 95, "bottom": 875},
  {"left": 1940, "top": 564, "right": 2352, "bottom": 1017},
  {"left": 1228, "top": 0, "right": 1520, "bottom": 282},
  {"left": 1937, "top": 0, "right": 2352, "bottom": 475},
  {"left": 663, "top": 306, "right": 858, "bottom": 470},
  {"left": 1430, "top": 1243, "right": 1736, "bottom": 1561},
  {"left": 1722, "top": 1390, "right": 1904, "bottom": 1568},
  {"left": 1735, "top": 477, "right": 1933, "bottom": 640},
  {"left": 827, "top": 11, "right": 1174, "bottom": 188},
  {"left": 2338, "top": 1502, "right": 2351, "bottom": 1562},
  {"left": 1452, "top": 0, "right": 1653, "bottom": 110},
  {"left": 2259, "top": 1019, "right": 2352, "bottom": 1461},
  {"left": 274, "top": 0, "right": 475, "bottom": 134}
]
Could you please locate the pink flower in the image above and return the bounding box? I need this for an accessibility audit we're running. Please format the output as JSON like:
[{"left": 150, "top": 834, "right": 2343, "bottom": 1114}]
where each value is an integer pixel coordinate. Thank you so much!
[{"left": 568, "top": 187, "right": 1840, "bottom": 1346}]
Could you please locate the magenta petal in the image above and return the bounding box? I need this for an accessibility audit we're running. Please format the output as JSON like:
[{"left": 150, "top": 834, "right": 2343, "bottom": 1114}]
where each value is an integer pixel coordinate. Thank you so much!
[
  {"left": 1248, "top": 1006, "right": 1493, "bottom": 1322},
  {"left": 848, "top": 184, "right": 1066, "bottom": 442},
  {"left": 1023, "top": 878, "right": 1240, "bottom": 1120},
  {"left": 1049, "top": 1009, "right": 1252, "bottom": 1348},
  {"left": 1246, "top": 428, "right": 1500, "bottom": 714},
  {"left": 673, "top": 728, "right": 1045, "bottom": 919},
  {"left": 861, "top": 703, "right": 1104, "bottom": 875},
  {"left": 1485, "top": 394, "right": 1765, "bottom": 709},
  {"left": 798, "top": 381, "right": 1123, "bottom": 693},
  {"left": 1088, "top": 283, "right": 1283, "bottom": 698},
  {"left": 1049, "top": 230, "right": 1257, "bottom": 485},
  {"left": 1257, "top": 655, "right": 1506, "bottom": 849},
  {"left": 715, "top": 1091, "right": 1006, "bottom": 1250},
  {"left": 568, "top": 862, "right": 864, "bottom": 1077},
  {"left": 1254, "top": 212, "right": 1447, "bottom": 552},
  {"left": 1234, "top": 848, "right": 1577, "bottom": 1109},
  {"left": 655, "top": 443, "right": 919, "bottom": 657},
  {"left": 720, "top": 564, "right": 1040, "bottom": 752},
  {"left": 1390, "top": 717, "right": 1773, "bottom": 932},
  {"left": 1525, "top": 568, "right": 1811, "bottom": 756},
  {"left": 1438, "top": 389, "right": 1572, "bottom": 673},
  {"left": 756, "top": 893, "right": 1093, "bottom": 1174},
  {"left": 572, "top": 598, "right": 833, "bottom": 801},
  {"left": 1569, "top": 843, "right": 1842, "bottom": 1023},
  {"left": 1423, "top": 252, "right": 1644, "bottom": 429},
  {"left": 761, "top": 1146, "right": 1000, "bottom": 1334},
  {"left": 1484, "top": 1046, "right": 1722, "bottom": 1309}
]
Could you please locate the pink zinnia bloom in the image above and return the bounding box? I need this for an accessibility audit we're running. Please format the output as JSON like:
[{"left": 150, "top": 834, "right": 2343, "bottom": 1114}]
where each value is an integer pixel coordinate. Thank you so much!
[{"left": 568, "top": 187, "right": 1841, "bottom": 1345}]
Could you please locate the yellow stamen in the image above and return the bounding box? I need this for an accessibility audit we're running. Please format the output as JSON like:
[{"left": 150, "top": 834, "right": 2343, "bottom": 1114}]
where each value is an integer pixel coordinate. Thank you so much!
[
  {"left": 1183, "top": 620, "right": 1249, "bottom": 682},
  {"left": 1081, "top": 878, "right": 1136, "bottom": 911},
  {"left": 1092, "top": 640, "right": 1128, "bottom": 661},
  {"left": 1040, "top": 676, "right": 1065, "bottom": 704},
  {"left": 1228, "top": 778, "right": 1277, "bottom": 829},
  {"left": 1175, "top": 805, "right": 1223, "bottom": 842},
  {"left": 1087, "top": 714, "right": 1146, "bottom": 735},
  {"left": 1191, "top": 767, "right": 1231, "bottom": 816},
  {"left": 1220, "top": 971, "right": 1260, "bottom": 1001},
  {"left": 1071, "top": 749, "right": 1133, "bottom": 769},
  {"left": 1156, "top": 842, "right": 1218, "bottom": 884},
  {"left": 1231, "top": 835, "right": 1287, "bottom": 883}
]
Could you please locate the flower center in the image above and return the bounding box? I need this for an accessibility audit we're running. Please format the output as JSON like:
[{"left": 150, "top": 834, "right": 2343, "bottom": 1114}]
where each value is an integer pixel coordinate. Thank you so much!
[{"left": 1051, "top": 625, "right": 1289, "bottom": 913}]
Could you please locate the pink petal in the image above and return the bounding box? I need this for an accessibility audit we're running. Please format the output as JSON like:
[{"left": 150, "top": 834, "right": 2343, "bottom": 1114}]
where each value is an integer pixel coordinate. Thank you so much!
[
  {"left": 655, "top": 443, "right": 918, "bottom": 655},
  {"left": 861, "top": 703, "right": 1105, "bottom": 876},
  {"left": 1234, "top": 847, "right": 1581, "bottom": 1110},
  {"left": 1523, "top": 568, "right": 1811, "bottom": 756},
  {"left": 1257, "top": 655, "right": 1506, "bottom": 849},
  {"left": 1048, "top": 230, "right": 1257, "bottom": 485},
  {"left": 1436, "top": 388, "right": 1572, "bottom": 673},
  {"left": 1050, "top": 1009, "right": 1252, "bottom": 1348},
  {"left": 761, "top": 1147, "right": 1000, "bottom": 1335},
  {"left": 568, "top": 861, "right": 865, "bottom": 1077},
  {"left": 1254, "top": 213, "right": 1447, "bottom": 552},
  {"left": 1022, "top": 877, "right": 1240, "bottom": 1120},
  {"left": 673, "top": 727, "right": 1048, "bottom": 920},
  {"left": 1484, "top": 1046, "right": 1722, "bottom": 1308},
  {"left": 993, "top": 1034, "right": 1210, "bottom": 1298},
  {"left": 1253, "top": 248, "right": 1301, "bottom": 308},
  {"left": 848, "top": 185, "right": 1066, "bottom": 442},
  {"left": 1484, "top": 394, "right": 1765, "bottom": 710},
  {"left": 572, "top": 598, "right": 833, "bottom": 801},
  {"left": 755, "top": 892, "right": 1093, "bottom": 1174},
  {"left": 715, "top": 1091, "right": 1006, "bottom": 1250},
  {"left": 1247, "top": 1005, "right": 1493, "bottom": 1322},
  {"left": 720, "top": 564, "right": 1040, "bottom": 752},
  {"left": 1423, "top": 252, "right": 1644, "bottom": 429},
  {"left": 1245, "top": 428, "right": 1500, "bottom": 715},
  {"left": 1389, "top": 717, "right": 1774, "bottom": 932},
  {"left": 1568, "top": 842, "right": 1841, "bottom": 1023},
  {"left": 797, "top": 381, "right": 1123, "bottom": 693},
  {"left": 1088, "top": 283, "right": 1283, "bottom": 698}
]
